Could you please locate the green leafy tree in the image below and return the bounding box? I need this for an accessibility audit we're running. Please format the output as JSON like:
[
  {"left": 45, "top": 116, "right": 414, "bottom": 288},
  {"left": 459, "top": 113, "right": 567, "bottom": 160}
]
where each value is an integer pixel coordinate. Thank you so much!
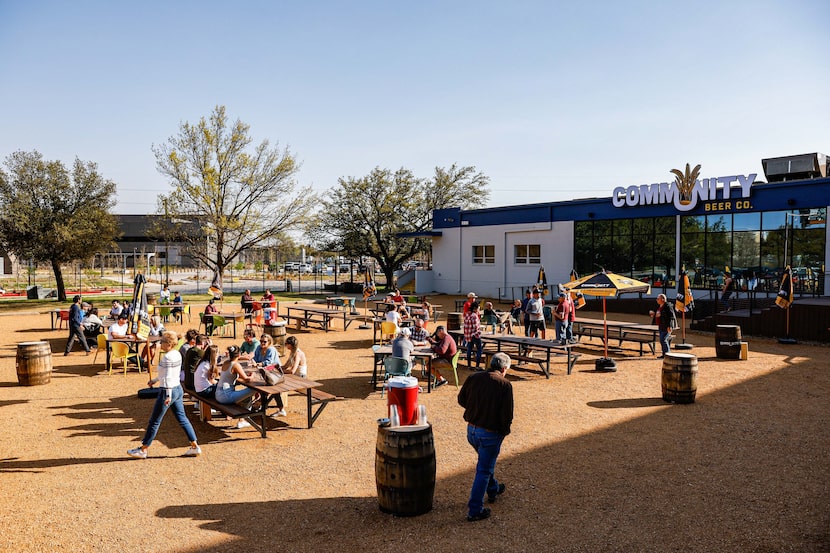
[
  {"left": 152, "top": 106, "right": 316, "bottom": 290},
  {"left": 0, "top": 151, "right": 119, "bottom": 301},
  {"left": 310, "top": 164, "right": 489, "bottom": 288}
]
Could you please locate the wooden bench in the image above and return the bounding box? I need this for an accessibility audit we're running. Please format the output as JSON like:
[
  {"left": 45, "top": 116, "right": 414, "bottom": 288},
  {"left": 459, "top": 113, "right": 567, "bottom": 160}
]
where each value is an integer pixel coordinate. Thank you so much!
[
  {"left": 307, "top": 388, "right": 338, "bottom": 427},
  {"left": 183, "top": 384, "right": 268, "bottom": 436}
]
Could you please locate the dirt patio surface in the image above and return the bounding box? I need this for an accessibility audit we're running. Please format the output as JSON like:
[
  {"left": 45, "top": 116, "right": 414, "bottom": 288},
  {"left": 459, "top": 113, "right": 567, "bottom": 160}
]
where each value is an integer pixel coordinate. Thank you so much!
[{"left": 1, "top": 297, "right": 828, "bottom": 552}]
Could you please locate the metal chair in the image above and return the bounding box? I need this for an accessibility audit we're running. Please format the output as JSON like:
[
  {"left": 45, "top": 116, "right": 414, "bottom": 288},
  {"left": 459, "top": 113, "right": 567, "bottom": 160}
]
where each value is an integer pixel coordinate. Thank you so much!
[
  {"left": 381, "top": 356, "right": 412, "bottom": 398},
  {"left": 109, "top": 341, "right": 138, "bottom": 376}
]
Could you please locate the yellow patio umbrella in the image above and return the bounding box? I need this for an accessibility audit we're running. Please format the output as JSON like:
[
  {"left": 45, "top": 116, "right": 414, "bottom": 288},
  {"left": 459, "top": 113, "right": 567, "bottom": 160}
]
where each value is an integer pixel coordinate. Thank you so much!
[{"left": 562, "top": 270, "right": 651, "bottom": 368}]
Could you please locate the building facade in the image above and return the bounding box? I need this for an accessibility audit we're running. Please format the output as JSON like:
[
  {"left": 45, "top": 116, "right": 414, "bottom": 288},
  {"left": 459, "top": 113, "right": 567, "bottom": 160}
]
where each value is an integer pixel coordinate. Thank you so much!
[{"left": 422, "top": 164, "right": 829, "bottom": 302}]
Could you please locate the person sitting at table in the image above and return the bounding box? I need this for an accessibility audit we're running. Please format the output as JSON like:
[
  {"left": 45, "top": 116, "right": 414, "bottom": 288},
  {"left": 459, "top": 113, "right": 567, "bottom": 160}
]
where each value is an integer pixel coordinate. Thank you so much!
[
  {"left": 426, "top": 325, "right": 455, "bottom": 388},
  {"left": 261, "top": 289, "right": 275, "bottom": 303},
  {"left": 170, "top": 291, "right": 184, "bottom": 321},
  {"left": 109, "top": 300, "right": 123, "bottom": 320},
  {"left": 391, "top": 288, "right": 405, "bottom": 305},
  {"left": 108, "top": 313, "right": 130, "bottom": 339},
  {"left": 203, "top": 299, "right": 219, "bottom": 335},
  {"left": 391, "top": 327, "right": 414, "bottom": 367},
  {"left": 82, "top": 307, "right": 105, "bottom": 340},
  {"left": 384, "top": 303, "right": 402, "bottom": 333},
  {"left": 140, "top": 315, "right": 165, "bottom": 366},
  {"left": 501, "top": 299, "right": 522, "bottom": 335},
  {"left": 239, "top": 328, "right": 260, "bottom": 361},
  {"left": 410, "top": 317, "right": 429, "bottom": 345},
  {"left": 193, "top": 344, "right": 220, "bottom": 399},
  {"left": 252, "top": 334, "right": 286, "bottom": 417},
  {"left": 182, "top": 334, "right": 208, "bottom": 388},
  {"left": 418, "top": 298, "right": 432, "bottom": 329},
  {"left": 215, "top": 345, "right": 257, "bottom": 428},
  {"left": 482, "top": 302, "right": 500, "bottom": 334},
  {"left": 159, "top": 284, "right": 171, "bottom": 304},
  {"left": 283, "top": 336, "right": 307, "bottom": 378},
  {"left": 240, "top": 289, "right": 254, "bottom": 313}
]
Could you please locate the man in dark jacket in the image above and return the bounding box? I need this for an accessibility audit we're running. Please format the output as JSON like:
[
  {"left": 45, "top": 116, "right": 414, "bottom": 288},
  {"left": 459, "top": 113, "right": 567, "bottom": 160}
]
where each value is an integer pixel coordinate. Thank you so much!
[
  {"left": 457, "top": 352, "right": 514, "bottom": 522},
  {"left": 64, "top": 295, "right": 90, "bottom": 356},
  {"left": 650, "top": 293, "right": 676, "bottom": 357}
]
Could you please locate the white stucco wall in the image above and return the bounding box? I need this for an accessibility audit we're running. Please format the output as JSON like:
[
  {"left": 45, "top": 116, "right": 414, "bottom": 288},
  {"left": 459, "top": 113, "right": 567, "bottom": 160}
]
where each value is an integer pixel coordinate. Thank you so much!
[{"left": 429, "top": 220, "right": 575, "bottom": 299}]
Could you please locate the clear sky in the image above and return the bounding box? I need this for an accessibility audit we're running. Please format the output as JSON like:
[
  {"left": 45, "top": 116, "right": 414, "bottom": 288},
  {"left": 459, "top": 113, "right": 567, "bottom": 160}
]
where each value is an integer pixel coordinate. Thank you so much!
[{"left": 1, "top": 0, "right": 827, "bottom": 215}]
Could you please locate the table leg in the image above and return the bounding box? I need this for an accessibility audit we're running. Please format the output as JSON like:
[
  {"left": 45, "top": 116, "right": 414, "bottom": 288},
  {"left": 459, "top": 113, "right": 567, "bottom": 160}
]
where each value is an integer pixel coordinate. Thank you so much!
[
  {"left": 543, "top": 349, "right": 551, "bottom": 379},
  {"left": 306, "top": 389, "right": 313, "bottom": 428}
]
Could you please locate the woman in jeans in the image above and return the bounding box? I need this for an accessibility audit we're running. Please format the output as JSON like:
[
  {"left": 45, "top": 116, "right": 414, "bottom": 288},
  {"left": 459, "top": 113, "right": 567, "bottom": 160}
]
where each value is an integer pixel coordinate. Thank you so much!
[
  {"left": 128, "top": 331, "right": 201, "bottom": 459},
  {"left": 215, "top": 345, "right": 257, "bottom": 428}
]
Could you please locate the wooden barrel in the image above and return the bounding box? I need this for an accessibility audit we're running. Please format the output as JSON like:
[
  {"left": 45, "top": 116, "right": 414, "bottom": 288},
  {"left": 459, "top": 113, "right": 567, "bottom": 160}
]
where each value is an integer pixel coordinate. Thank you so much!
[
  {"left": 661, "top": 353, "right": 698, "bottom": 404},
  {"left": 715, "top": 325, "right": 742, "bottom": 359},
  {"left": 375, "top": 424, "right": 435, "bottom": 516},
  {"left": 264, "top": 322, "right": 287, "bottom": 352},
  {"left": 447, "top": 312, "right": 463, "bottom": 332},
  {"left": 16, "top": 341, "right": 53, "bottom": 386}
]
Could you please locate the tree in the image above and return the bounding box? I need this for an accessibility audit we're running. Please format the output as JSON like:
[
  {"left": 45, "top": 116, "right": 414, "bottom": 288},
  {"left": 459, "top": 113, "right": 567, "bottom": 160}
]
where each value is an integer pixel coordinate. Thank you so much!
[
  {"left": 152, "top": 105, "right": 316, "bottom": 290},
  {"left": 310, "top": 164, "right": 489, "bottom": 289},
  {"left": 0, "top": 150, "right": 119, "bottom": 301}
]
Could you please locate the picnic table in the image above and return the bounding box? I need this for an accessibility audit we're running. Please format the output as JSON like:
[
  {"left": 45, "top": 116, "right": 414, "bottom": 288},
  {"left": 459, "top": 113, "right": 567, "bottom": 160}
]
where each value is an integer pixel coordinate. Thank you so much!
[
  {"left": 200, "top": 312, "right": 253, "bottom": 339},
  {"left": 285, "top": 305, "right": 353, "bottom": 332},
  {"left": 46, "top": 309, "right": 69, "bottom": 330},
  {"left": 243, "top": 373, "right": 335, "bottom": 435},
  {"left": 572, "top": 318, "right": 661, "bottom": 356},
  {"left": 479, "top": 334, "right": 581, "bottom": 377}
]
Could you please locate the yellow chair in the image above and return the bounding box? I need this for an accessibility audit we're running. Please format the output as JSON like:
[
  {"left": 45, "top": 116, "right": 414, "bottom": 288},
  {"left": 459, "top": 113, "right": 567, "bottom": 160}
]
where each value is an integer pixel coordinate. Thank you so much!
[
  {"left": 109, "top": 341, "right": 138, "bottom": 376},
  {"left": 93, "top": 334, "right": 107, "bottom": 365},
  {"left": 380, "top": 321, "right": 397, "bottom": 345},
  {"left": 182, "top": 304, "right": 191, "bottom": 322}
]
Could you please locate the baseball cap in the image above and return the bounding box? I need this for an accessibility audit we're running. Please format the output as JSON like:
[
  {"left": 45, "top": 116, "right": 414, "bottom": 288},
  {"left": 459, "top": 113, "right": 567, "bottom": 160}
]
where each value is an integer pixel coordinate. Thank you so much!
[
  {"left": 532, "top": 289, "right": 540, "bottom": 294},
  {"left": 467, "top": 292, "right": 476, "bottom": 298},
  {"left": 558, "top": 292, "right": 566, "bottom": 298},
  {"left": 400, "top": 327, "right": 411, "bottom": 337}
]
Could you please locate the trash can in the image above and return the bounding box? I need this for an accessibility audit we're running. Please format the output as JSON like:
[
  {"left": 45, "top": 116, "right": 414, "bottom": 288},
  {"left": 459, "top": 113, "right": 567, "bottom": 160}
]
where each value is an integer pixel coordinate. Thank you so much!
[
  {"left": 375, "top": 423, "right": 435, "bottom": 516},
  {"left": 387, "top": 376, "right": 419, "bottom": 425},
  {"left": 26, "top": 285, "right": 42, "bottom": 300}
]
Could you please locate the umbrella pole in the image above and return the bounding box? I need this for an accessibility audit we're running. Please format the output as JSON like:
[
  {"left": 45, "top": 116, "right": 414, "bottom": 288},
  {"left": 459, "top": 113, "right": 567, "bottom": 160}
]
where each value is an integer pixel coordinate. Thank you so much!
[
  {"left": 779, "top": 307, "right": 797, "bottom": 344},
  {"left": 603, "top": 297, "right": 608, "bottom": 359},
  {"left": 675, "top": 310, "right": 694, "bottom": 350},
  {"left": 359, "top": 299, "right": 371, "bottom": 329}
]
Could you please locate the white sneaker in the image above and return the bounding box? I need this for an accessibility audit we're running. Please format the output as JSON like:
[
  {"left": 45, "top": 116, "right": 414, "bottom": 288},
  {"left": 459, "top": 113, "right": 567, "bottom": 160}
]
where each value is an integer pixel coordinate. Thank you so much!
[
  {"left": 276, "top": 409, "right": 287, "bottom": 417},
  {"left": 236, "top": 419, "right": 251, "bottom": 429},
  {"left": 127, "top": 447, "right": 147, "bottom": 459},
  {"left": 183, "top": 445, "right": 201, "bottom": 457}
]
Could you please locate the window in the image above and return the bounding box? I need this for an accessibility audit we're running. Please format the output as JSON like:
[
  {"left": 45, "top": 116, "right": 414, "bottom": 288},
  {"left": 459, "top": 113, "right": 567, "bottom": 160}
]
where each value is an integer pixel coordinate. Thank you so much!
[
  {"left": 514, "top": 244, "right": 541, "bottom": 265},
  {"left": 472, "top": 245, "right": 495, "bottom": 264}
]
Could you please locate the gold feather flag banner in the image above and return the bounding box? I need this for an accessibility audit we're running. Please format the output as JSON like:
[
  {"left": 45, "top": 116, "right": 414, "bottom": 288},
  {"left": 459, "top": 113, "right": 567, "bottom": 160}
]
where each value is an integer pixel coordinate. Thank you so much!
[
  {"left": 537, "top": 267, "right": 548, "bottom": 296},
  {"left": 362, "top": 267, "right": 376, "bottom": 300},
  {"left": 775, "top": 266, "right": 794, "bottom": 309},
  {"left": 675, "top": 268, "right": 694, "bottom": 313}
]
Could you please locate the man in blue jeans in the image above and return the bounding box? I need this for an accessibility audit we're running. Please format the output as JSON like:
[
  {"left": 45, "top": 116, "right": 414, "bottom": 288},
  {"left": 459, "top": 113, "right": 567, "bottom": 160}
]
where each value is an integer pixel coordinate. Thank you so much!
[{"left": 457, "top": 352, "right": 514, "bottom": 522}]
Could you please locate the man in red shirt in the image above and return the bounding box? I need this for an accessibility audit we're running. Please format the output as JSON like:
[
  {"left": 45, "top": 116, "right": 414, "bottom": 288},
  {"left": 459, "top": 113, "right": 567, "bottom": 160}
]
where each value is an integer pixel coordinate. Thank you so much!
[{"left": 426, "top": 325, "right": 456, "bottom": 388}]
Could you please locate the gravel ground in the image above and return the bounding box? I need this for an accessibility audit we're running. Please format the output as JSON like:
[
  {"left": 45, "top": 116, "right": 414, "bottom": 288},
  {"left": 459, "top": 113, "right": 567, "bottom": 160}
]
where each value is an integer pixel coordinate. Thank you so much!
[{"left": 1, "top": 299, "right": 828, "bottom": 552}]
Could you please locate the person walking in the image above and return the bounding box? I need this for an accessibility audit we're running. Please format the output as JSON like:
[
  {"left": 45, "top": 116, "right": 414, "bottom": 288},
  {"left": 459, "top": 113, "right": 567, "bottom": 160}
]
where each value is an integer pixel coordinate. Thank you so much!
[
  {"left": 650, "top": 293, "right": 676, "bottom": 358},
  {"left": 457, "top": 352, "right": 514, "bottom": 522},
  {"left": 128, "top": 331, "right": 201, "bottom": 459},
  {"left": 64, "top": 295, "right": 91, "bottom": 356}
]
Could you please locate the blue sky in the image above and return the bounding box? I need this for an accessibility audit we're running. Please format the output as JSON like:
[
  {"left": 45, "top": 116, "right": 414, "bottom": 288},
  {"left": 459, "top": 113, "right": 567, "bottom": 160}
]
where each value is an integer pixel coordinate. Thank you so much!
[{"left": 1, "top": 0, "right": 827, "bottom": 214}]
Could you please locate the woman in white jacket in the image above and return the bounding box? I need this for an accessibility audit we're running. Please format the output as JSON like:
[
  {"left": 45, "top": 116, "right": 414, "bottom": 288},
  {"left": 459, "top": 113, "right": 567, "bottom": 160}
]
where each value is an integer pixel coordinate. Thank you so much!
[{"left": 128, "top": 331, "right": 201, "bottom": 459}]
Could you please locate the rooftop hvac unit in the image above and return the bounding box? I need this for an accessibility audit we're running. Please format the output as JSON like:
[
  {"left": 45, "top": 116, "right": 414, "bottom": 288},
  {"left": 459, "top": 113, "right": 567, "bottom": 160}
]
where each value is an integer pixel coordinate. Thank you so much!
[{"left": 761, "top": 152, "right": 827, "bottom": 182}]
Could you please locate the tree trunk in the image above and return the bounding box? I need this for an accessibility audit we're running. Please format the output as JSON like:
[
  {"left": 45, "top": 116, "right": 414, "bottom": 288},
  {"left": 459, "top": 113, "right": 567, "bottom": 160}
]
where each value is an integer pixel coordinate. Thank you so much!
[
  {"left": 382, "top": 267, "right": 396, "bottom": 292},
  {"left": 52, "top": 259, "right": 66, "bottom": 302}
]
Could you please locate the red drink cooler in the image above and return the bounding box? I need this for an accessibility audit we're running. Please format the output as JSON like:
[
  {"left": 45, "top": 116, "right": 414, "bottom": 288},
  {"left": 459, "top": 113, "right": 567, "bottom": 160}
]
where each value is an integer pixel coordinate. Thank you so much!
[{"left": 387, "top": 376, "right": 419, "bottom": 425}]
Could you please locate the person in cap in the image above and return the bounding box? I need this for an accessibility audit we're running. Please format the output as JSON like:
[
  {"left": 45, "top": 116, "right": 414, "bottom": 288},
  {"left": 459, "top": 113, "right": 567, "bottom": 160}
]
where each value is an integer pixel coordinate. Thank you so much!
[
  {"left": 526, "top": 288, "right": 546, "bottom": 339},
  {"left": 64, "top": 294, "right": 91, "bottom": 356},
  {"left": 108, "top": 312, "right": 130, "bottom": 339},
  {"left": 391, "top": 326, "right": 414, "bottom": 363},
  {"left": 463, "top": 292, "right": 477, "bottom": 315},
  {"left": 458, "top": 352, "right": 513, "bottom": 522}
]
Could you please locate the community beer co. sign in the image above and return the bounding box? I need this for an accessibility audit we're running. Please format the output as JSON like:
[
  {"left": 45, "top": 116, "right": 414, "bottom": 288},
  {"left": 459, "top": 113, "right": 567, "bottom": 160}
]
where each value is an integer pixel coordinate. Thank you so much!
[{"left": 611, "top": 168, "right": 757, "bottom": 212}]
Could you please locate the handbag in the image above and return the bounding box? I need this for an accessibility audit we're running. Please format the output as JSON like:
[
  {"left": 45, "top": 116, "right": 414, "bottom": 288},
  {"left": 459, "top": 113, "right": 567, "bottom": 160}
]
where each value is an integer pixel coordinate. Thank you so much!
[{"left": 259, "top": 366, "right": 285, "bottom": 386}]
